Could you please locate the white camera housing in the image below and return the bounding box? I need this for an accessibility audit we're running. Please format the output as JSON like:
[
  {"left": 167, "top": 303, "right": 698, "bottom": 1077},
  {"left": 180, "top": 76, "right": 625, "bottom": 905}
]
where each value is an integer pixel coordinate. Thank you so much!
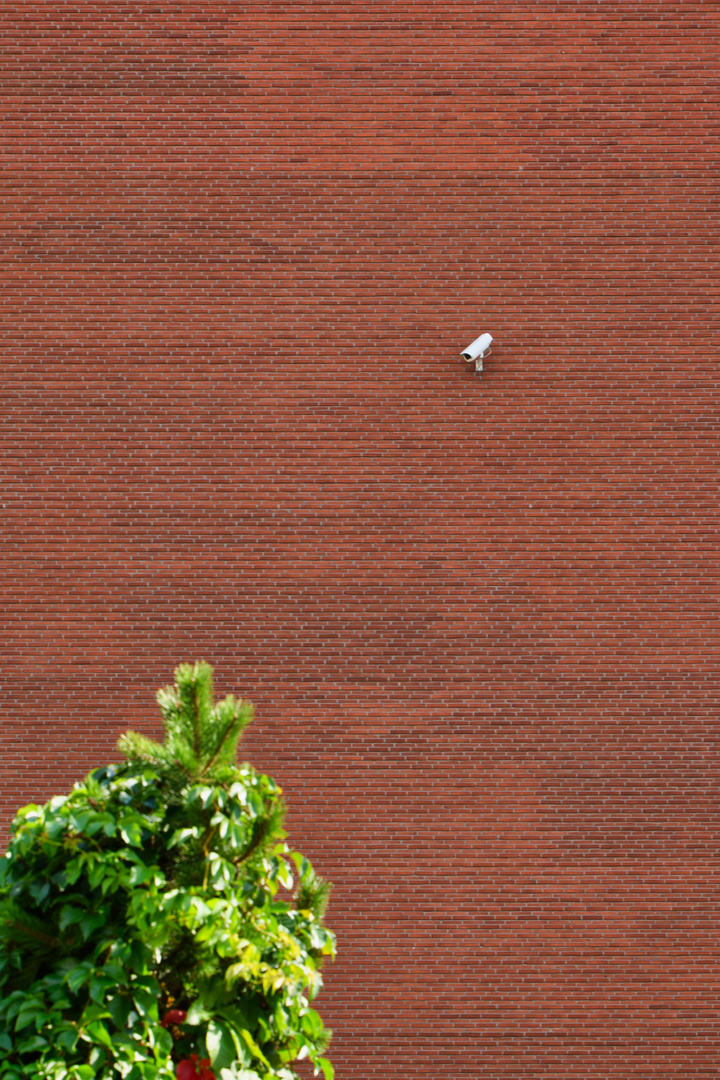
[
  {"left": 460, "top": 332, "right": 493, "bottom": 373},
  {"left": 461, "top": 332, "right": 493, "bottom": 363}
]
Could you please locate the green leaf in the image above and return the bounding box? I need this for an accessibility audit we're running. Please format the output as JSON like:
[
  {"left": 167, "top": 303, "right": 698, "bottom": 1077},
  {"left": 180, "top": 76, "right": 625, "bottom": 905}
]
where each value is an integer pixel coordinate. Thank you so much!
[
  {"left": 66, "top": 962, "right": 93, "bottom": 994},
  {"left": 2, "top": 991, "right": 28, "bottom": 1022},
  {"left": 102, "top": 959, "right": 128, "bottom": 985},
  {"left": 70, "top": 810, "right": 94, "bottom": 834},
  {"left": 89, "top": 974, "right": 117, "bottom": 1004},
  {"left": 59, "top": 904, "right": 86, "bottom": 932},
  {"left": 318, "top": 1057, "right": 334, "bottom": 1080},
  {"left": 0, "top": 1033, "right": 12, "bottom": 1051},
  {"left": 132, "top": 986, "right": 157, "bottom": 1019},
  {"left": 246, "top": 789, "right": 264, "bottom": 819},
  {"left": 14, "top": 1006, "right": 43, "bottom": 1032},
  {"left": 80, "top": 1002, "right": 112, "bottom": 1027},
  {"left": 81, "top": 912, "right": 108, "bottom": 940},
  {"left": 206, "top": 1019, "right": 239, "bottom": 1069},
  {"left": 191, "top": 785, "right": 217, "bottom": 810},
  {"left": 87, "top": 856, "right": 109, "bottom": 890},
  {"left": 28, "top": 880, "right": 50, "bottom": 905},
  {"left": 100, "top": 868, "right": 122, "bottom": 895},
  {"left": 239, "top": 1028, "right": 270, "bottom": 1068},
  {"left": 227, "top": 821, "right": 247, "bottom": 850},
  {"left": 45, "top": 812, "right": 68, "bottom": 840},
  {"left": 290, "top": 852, "right": 310, "bottom": 877},
  {"left": 228, "top": 782, "right": 248, "bottom": 804},
  {"left": 217, "top": 999, "right": 259, "bottom": 1034},
  {"left": 16, "top": 1033, "right": 47, "bottom": 1053},
  {"left": 276, "top": 859, "right": 293, "bottom": 890},
  {"left": 65, "top": 858, "right": 85, "bottom": 885},
  {"left": 152, "top": 1026, "right": 174, "bottom": 1056},
  {"left": 107, "top": 994, "right": 132, "bottom": 1030},
  {"left": 118, "top": 819, "right": 143, "bottom": 847},
  {"left": 57, "top": 1028, "right": 79, "bottom": 1052},
  {"left": 84, "top": 1020, "right": 114, "bottom": 1049},
  {"left": 168, "top": 826, "right": 200, "bottom": 849},
  {"left": 128, "top": 937, "right": 151, "bottom": 974},
  {"left": 300, "top": 1009, "right": 323, "bottom": 1039},
  {"left": 308, "top": 925, "right": 328, "bottom": 950},
  {"left": 185, "top": 999, "right": 212, "bottom": 1026},
  {"left": 128, "top": 863, "right": 154, "bottom": 886},
  {"left": 86, "top": 813, "right": 116, "bottom": 838},
  {"left": 136, "top": 1064, "right": 160, "bottom": 1080}
]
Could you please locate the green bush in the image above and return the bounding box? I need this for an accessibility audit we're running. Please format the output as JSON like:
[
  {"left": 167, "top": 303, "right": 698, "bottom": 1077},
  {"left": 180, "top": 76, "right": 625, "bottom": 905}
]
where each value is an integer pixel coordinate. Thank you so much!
[{"left": 0, "top": 663, "right": 335, "bottom": 1080}]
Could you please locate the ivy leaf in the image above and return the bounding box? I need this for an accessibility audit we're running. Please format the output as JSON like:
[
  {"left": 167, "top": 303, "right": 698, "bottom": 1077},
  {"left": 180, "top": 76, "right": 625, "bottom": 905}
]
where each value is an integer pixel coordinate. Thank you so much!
[
  {"left": 45, "top": 811, "right": 68, "bottom": 840},
  {"left": 132, "top": 985, "right": 157, "bottom": 1019},
  {"left": 118, "top": 819, "right": 143, "bottom": 847},
  {"left": 27, "top": 880, "right": 50, "bottom": 905},
  {"left": 86, "top": 812, "right": 116, "bottom": 838},
  {"left": 80, "top": 913, "right": 108, "bottom": 940},
  {"left": 186, "top": 999, "right": 212, "bottom": 1025},
  {"left": 66, "top": 962, "right": 93, "bottom": 994},
  {"left": 217, "top": 999, "right": 259, "bottom": 1034},
  {"left": 56, "top": 1027, "right": 80, "bottom": 1052},
  {"left": 84, "top": 1020, "right": 114, "bottom": 1048},
  {"left": 59, "top": 904, "right": 86, "bottom": 932},
  {"left": 89, "top": 973, "right": 117, "bottom": 1004},
  {"left": 239, "top": 1028, "right": 271, "bottom": 1068},
  {"left": 14, "top": 1005, "right": 44, "bottom": 1032},
  {"left": 300, "top": 1009, "right": 323, "bottom": 1039},
  {"left": 128, "top": 863, "right": 154, "bottom": 886},
  {"left": 168, "top": 826, "right": 201, "bottom": 849},
  {"left": 64, "top": 858, "right": 85, "bottom": 886},
  {"left": 308, "top": 925, "right": 328, "bottom": 951},
  {"left": 206, "top": 1019, "right": 239, "bottom": 1069},
  {"left": 103, "top": 959, "right": 128, "bottom": 984},
  {"left": 107, "top": 994, "right": 132, "bottom": 1030},
  {"left": 70, "top": 811, "right": 94, "bottom": 834},
  {"left": 87, "top": 856, "right": 109, "bottom": 890},
  {"left": 16, "top": 1033, "right": 47, "bottom": 1054}
]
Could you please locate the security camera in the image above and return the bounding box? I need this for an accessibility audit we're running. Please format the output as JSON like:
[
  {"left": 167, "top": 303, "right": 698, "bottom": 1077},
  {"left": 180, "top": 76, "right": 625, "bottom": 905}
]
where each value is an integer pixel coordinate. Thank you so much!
[{"left": 460, "top": 332, "right": 493, "bottom": 373}]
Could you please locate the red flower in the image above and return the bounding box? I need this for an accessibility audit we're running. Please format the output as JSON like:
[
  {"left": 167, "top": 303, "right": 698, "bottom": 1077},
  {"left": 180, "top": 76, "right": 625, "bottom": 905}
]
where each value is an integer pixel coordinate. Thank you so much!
[
  {"left": 176, "top": 1055, "right": 215, "bottom": 1080},
  {"left": 161, "top": 1008, "right": 188, "bottom": 1028},
  {"left": 175, "top": 1061, "right": 199, "bottom": 1080}
]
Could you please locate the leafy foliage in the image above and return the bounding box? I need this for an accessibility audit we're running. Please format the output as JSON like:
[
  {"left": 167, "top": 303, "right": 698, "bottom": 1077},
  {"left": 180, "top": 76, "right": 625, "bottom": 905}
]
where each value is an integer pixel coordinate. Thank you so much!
[{"left": 0, "top": 662, "right": 335, "bottom": 1080}]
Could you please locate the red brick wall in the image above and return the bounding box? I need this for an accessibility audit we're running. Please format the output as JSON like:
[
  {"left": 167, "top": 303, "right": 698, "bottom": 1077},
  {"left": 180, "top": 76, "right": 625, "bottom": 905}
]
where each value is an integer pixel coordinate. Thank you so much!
[{"left": 2, "top": 1, "right": 719, "bottom": 1075}]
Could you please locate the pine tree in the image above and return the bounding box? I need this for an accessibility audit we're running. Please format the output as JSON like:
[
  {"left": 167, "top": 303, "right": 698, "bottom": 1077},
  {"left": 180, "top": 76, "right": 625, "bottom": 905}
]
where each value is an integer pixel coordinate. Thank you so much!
[{"left": 0, "top": 662, "right": 336, "bottom": 1080}]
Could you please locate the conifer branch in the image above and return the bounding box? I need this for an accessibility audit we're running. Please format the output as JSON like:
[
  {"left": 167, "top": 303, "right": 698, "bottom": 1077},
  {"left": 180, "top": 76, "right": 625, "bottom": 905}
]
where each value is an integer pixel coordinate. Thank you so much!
[
  {"left": 5, "top": 917, "right": 59, "bottom": 948},
  {"left": 199, "top": 711, "right": 243, "bottom": 776},
  {"left": 191, "top": 680, "right": 202, "bottom": 759}
]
